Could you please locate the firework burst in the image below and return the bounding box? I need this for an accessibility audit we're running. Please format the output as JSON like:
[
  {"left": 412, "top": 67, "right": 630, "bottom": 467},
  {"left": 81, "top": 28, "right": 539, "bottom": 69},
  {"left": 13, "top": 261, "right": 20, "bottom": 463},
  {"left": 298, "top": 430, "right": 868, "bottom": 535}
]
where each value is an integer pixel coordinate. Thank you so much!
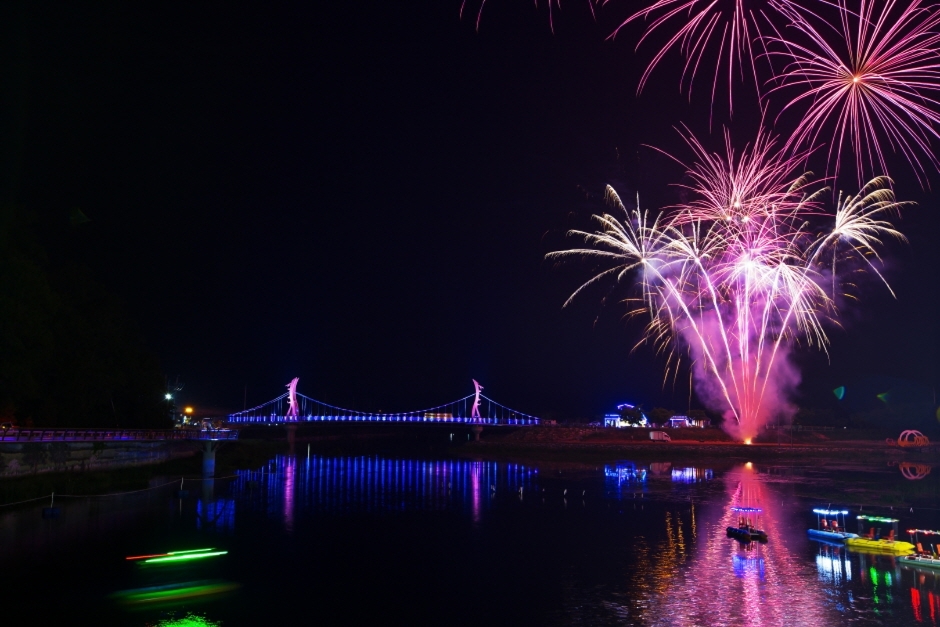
[
  {"left": 766, "top": 0, "right": 940, "bottom": 186},
  {"left": 548, "top": 130, "right": 907, "bottom": 439},
  {"left": 608, "top": 0, "right": 790, "bottom": 116}
]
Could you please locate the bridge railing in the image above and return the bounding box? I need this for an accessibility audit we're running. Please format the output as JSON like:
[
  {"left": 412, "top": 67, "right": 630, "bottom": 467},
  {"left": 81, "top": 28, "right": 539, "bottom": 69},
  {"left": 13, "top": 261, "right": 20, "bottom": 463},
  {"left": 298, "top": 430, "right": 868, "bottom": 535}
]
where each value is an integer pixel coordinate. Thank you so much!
[
  {"left": 0, "top": 429, "right": 239, "bottom": 443},
  {"left": 227, "top": 415, "right": 538, "bottom": 426}
]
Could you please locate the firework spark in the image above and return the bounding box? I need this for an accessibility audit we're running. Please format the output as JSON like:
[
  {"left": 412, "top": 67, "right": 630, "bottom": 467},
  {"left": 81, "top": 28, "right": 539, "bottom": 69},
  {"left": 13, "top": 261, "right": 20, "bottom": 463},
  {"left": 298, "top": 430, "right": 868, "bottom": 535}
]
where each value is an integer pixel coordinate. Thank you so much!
[
  {"left": 607, "top": 0, "right": 790, "bottom": 116},
  {"left": 766, "top": 0, "right": 940, "bottom": 186},
  {"left": 548, "top": 130, "right": 907, "bottom": 439},
  {"left": 460, "top": 0, "right": 595, "bottom": 33}
]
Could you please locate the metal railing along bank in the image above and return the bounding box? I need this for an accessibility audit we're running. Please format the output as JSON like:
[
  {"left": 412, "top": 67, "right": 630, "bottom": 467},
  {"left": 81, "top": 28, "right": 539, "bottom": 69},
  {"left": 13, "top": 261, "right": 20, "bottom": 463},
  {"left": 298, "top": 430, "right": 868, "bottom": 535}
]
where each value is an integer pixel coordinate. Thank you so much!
[{"left": 0, "top": 429, "right": 238, "bottom": 443}]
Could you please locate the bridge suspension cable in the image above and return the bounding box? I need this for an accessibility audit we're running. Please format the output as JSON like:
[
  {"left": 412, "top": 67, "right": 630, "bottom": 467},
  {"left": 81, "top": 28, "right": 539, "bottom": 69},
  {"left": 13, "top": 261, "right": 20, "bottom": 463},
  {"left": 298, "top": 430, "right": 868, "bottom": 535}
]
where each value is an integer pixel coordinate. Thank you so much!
[{"left": 227, "top": 384, "right": 539, "bottom": 426}]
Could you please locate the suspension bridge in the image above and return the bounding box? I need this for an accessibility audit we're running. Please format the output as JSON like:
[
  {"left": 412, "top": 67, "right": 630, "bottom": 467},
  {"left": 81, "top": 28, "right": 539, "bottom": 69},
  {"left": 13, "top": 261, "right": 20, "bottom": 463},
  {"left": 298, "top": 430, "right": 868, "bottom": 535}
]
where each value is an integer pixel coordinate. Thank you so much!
[{"left": 227, "top": 379, "right": 540, "bottom": 426}]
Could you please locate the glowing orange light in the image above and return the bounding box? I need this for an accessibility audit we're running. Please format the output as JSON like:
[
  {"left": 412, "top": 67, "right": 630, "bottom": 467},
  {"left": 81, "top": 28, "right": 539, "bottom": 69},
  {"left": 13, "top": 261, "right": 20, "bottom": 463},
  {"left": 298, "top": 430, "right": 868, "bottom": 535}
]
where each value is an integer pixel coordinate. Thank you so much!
[
  {"left": 184, "top": 407, "right": 194, "bottom": 414},
  {"left": 744, "top": 438, "right": 752, "bottom": 445},
  {"left": 745, "top": 461, "right": 753, "bottom": 468}
]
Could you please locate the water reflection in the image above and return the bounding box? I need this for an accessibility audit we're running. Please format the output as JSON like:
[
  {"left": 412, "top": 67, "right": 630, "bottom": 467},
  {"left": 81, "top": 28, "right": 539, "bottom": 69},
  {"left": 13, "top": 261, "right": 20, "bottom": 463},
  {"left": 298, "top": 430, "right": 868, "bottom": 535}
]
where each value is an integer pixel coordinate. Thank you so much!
[
  {"left": 604, "top": 461, "right": 647, "bottom": 488},
  {"left": 234, "top": 455, "right": 539, "bottom": 519},
  {"left": 671, "top": 467, "right": 713, "bottom": 483},
  {"left": 646, "top": 464, "right": 833, "bottom": 626},
  {"left": 2, "top": 454, "right": 938, "bottom": 625},
  {"left": 196, "top": 498, "right": 235, "bottom": 532},
  {"left": 895, "top": 461, "right": 933, "bottom": 480},
  {"left": 904, "top": 565, "right": 940, "bottom": 624},
  {"left": 815, "top": 543, "right": 852, "bottom": 585}
]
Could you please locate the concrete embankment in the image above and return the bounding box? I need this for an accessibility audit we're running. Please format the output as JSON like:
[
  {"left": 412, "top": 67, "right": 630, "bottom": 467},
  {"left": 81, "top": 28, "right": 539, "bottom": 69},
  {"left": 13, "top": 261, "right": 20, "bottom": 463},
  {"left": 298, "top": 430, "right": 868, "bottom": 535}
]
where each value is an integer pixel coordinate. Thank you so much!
[
  {"left": 456, "top": 425, "right": 940, "bottom": 464},
  {"left": 0, "top": 441, "right": 196, "bottom": 478}
]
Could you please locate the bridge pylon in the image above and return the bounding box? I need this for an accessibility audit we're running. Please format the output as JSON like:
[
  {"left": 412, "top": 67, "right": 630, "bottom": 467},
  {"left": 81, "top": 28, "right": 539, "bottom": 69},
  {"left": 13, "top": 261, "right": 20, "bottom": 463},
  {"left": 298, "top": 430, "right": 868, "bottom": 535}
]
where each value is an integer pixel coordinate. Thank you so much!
[{"left": 202, "top": 440, "right": 217, "bottom": 477}]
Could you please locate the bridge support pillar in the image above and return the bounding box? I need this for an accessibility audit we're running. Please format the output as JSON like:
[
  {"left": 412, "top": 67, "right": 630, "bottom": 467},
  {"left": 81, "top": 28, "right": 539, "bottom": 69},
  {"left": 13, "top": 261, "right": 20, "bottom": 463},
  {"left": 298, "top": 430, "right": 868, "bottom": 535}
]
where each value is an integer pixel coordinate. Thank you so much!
[
  {"left": 471, "top": 425, "right": 483, "bottom": 442},
  {"left": 202, "top": 441, "right": 217, "bottom": 477}
]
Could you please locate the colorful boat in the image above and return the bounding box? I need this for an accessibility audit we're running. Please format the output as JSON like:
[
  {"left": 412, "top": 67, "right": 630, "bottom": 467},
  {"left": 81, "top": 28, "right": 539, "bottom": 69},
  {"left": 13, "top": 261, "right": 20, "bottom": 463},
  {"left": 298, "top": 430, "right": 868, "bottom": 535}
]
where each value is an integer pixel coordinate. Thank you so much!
[
  {"left": 899, "top": 529, "right": 940, "bottom": 570},
  {"left": 807, "top": 508, "right": 858, "bottom": 543},
  {"left": 727, "top": 506, "right": 768, "bottom": 543},
  {"left": 845, "top": 515, "right": 915, "bottom": 554}
]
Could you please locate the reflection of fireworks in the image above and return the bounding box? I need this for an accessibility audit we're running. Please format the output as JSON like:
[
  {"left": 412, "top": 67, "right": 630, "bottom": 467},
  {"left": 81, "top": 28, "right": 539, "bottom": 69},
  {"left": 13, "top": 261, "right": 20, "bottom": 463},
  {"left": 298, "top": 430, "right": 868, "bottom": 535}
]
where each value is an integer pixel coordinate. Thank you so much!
[
  {"left": 766, "top": 0, "right": 940, "bottom": 185},
  {"left": 548, "top": 128, "right": 907, "bottom": 439},
  {"left": 643, "top": 464, "right": 834, "bottom": 625}
]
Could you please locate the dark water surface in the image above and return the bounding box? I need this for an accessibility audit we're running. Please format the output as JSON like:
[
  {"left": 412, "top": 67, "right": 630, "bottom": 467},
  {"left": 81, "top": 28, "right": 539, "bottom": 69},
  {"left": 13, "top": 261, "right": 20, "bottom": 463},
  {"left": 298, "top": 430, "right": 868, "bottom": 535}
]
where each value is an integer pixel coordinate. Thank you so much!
[{"left": 2, "top": 452, "right": 939, "bottom": 626}]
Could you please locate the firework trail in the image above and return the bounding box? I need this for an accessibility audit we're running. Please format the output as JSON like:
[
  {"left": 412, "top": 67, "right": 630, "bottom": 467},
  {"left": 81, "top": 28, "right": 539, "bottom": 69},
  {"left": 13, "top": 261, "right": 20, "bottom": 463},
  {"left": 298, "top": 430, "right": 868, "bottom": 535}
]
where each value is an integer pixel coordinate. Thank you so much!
[
  {"left": 606, "top": 0, "right": 793, "bottom": 117},
  {"left": 460, "top": 0, "right": 596, "bottom": 33},
  {"left": 766, "top": 0, "right": 940, "bottom": 186},
  {"left": 548, "top": 129, "right": 907, "bottom": 439}
]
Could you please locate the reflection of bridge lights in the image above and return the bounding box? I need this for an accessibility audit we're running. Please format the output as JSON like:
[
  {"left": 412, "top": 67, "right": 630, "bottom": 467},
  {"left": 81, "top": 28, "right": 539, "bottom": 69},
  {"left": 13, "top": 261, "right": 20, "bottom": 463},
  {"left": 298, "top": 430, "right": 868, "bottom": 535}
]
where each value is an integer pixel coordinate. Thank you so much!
[{"left": 237, "top": 456, "right": 540, "bottom": 518}]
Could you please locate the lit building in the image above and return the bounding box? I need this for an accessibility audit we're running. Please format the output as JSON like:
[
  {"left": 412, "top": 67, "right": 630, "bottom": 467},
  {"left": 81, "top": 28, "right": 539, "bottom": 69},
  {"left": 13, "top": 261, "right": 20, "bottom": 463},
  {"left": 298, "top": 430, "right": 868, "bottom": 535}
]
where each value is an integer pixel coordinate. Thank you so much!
[{"left": 604, "top": 403, "right": 649, "bottom": 428}]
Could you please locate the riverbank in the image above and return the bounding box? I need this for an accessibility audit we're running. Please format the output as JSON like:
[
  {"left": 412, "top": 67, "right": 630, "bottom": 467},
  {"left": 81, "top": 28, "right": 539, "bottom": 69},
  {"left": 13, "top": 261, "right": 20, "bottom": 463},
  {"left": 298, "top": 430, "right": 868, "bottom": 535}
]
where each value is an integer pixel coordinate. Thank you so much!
[
  {"left": 455, "top": 425, "right": 940, "bottom": 465},
  {"left": 0, "top": 440, "right": 286, "bottom": 505}
]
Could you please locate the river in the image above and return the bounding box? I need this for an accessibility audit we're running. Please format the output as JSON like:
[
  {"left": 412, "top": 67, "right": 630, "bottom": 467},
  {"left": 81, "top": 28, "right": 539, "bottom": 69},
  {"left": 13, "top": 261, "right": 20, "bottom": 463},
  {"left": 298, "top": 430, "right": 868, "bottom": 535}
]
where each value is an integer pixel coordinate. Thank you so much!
[{"left": 1, "top": 451, "right": 938, "bottom": 626}]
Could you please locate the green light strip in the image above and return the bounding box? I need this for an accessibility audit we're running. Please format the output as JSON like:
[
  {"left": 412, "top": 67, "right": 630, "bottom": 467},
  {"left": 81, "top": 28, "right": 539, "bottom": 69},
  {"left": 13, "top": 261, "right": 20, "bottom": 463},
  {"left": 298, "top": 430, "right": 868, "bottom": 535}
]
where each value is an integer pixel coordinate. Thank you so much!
[
  {"left": 144, "top": 551, "right": 228, "bottom": 564},
  {"left": 857, "top": 516, "right": 898, "bottom": 523},
  {"left": 169, "top": 548, "right": 214, "bottom": 555}
]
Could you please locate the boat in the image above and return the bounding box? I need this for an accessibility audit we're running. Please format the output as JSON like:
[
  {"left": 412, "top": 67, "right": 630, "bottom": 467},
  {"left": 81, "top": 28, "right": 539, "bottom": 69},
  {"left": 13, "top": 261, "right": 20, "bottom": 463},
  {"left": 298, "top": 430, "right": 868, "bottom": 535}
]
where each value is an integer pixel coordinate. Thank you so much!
[
  {"left": 807, "top": 508, "right": 858, "bottom": 543},
  {"left": 899, "top": 529, "right": 940, "bottom": 570},
  {"left": 845, "top": 515, "right": 915, "bottom": 554},
  {"left": 727, "top": 506, "right": 768, "bottom": 543}
]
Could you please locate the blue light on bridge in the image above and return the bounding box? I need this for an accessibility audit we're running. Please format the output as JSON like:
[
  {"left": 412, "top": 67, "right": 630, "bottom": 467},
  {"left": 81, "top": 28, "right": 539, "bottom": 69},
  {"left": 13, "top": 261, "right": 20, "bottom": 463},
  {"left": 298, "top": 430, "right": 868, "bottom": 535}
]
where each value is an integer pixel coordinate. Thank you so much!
[{"left": 227, "top": 386, "right": 540, "bottom": 426}]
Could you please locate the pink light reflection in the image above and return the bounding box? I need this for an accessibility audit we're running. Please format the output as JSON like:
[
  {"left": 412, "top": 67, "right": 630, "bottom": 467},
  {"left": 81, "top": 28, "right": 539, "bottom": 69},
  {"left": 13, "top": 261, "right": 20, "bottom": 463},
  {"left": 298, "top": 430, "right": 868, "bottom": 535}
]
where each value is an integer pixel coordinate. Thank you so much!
[
  {"left": 645, "top": 464, "right": 838, "bottom": 626},
  {"left": 283, "top": 455, "right": 295, "bottom": 533},
  {"left": 471, "top": 462, "right": 481, "bottom": 524}
]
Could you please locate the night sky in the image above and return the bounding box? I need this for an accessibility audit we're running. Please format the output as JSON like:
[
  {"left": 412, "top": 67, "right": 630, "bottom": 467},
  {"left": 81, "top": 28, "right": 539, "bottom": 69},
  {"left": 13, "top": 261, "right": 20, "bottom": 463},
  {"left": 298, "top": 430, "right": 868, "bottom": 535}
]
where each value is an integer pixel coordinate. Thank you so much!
[{"left": 4, "top": 2, "right": 939, "bottom": 421}]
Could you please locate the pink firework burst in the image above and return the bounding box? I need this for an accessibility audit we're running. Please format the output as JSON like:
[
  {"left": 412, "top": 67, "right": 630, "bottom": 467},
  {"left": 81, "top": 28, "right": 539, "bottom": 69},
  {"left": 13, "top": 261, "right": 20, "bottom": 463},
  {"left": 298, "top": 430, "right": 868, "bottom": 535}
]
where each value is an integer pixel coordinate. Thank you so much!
[
  {"left": 548, "top": 128, "right": 907, "bottom": 440},
  {"left": 607, "top": 0, "right": 793, "bottom": 116},
  {"left": 656, "top": 124, "right": 819, "bottom": 225},
  {"left": 766, "top": 0, "right": 940, "bottom": 186}
]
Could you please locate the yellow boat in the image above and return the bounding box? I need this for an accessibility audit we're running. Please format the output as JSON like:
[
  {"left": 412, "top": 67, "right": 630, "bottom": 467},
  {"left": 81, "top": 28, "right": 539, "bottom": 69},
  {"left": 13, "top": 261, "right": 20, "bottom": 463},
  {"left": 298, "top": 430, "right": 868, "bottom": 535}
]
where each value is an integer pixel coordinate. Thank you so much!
[{"left": 846, "top": 515, "right": 915, "bottom": 554}]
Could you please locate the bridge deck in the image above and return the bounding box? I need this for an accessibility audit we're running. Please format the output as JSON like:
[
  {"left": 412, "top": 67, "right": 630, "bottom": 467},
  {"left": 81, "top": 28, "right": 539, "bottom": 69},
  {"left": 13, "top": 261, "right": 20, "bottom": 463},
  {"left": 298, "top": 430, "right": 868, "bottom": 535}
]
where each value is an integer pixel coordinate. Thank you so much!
[
  {"left": 0, "top": 429, "right": 238, "bottom": 443},
  {"left": 227, "top": 415, "right": 536, "bottom": 425}
]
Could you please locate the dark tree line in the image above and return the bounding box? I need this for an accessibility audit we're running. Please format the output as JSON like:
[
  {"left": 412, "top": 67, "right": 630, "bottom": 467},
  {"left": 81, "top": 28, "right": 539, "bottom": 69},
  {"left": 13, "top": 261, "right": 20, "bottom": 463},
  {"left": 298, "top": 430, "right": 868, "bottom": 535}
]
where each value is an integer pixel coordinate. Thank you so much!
[{"left": 0, "top": 205, "right": 169, "bottom": 428}]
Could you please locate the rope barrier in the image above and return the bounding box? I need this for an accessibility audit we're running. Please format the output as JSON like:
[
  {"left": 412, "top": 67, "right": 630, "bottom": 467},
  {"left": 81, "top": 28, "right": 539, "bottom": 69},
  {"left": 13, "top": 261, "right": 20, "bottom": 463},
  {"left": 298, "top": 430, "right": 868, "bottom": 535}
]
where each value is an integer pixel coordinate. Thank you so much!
[
  {"left": 0, "top": 474, "right": 241, "bottom": 508},
  {"left": 0, "top": 494, "right": 57, "bottom": 508}
]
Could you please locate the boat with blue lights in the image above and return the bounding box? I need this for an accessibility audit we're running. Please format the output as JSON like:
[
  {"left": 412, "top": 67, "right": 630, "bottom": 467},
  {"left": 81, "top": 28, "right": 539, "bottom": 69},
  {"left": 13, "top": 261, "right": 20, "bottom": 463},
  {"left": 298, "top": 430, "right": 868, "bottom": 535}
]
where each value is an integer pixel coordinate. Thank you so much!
[
  {"left": 899, "top": 530, "right": 940, "bottom": 570},
  {"left": 845, "top": 515, "right": 915, "bottom": 554},
  {"left": 727, "top": 506, "right": 768, "bottom": 543},
  {"left": 807, "top": 508, "right": 858, "bottom": 543}
]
